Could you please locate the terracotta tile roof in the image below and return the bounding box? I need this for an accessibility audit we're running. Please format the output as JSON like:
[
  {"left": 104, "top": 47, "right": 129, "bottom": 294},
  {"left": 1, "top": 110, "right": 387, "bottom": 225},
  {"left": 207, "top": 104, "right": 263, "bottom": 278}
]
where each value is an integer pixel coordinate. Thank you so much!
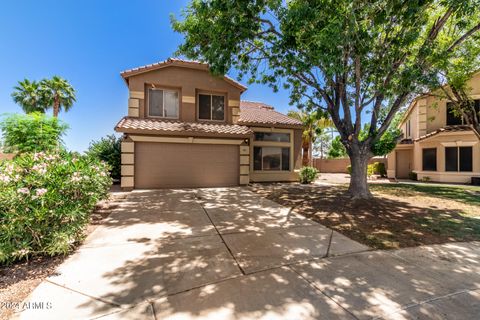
[
  {"left": 415, "top": 125, "right": 478, "bottom": 142},
  {"left": 120, "top": 58, "right": 247, "bottom": 91},
  {"left": 238, "top": 101, "right": 303, "bottom": 128},
  {"left": 115, "top": 117, "right": 252, "bottom": 137},
  {"left": 399, "top": 138, "right": 414, "bottom": 144}
]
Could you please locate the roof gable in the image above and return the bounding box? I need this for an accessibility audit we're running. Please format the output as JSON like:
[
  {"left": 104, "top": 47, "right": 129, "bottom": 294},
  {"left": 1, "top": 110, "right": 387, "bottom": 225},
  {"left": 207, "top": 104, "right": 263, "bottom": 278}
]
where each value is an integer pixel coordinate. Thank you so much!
[
  {"left": 120, "top": 58, "right": 247, "bottom": 92},
  {"left": 400, "top": 69, "right": 480, "bottom": 126}
]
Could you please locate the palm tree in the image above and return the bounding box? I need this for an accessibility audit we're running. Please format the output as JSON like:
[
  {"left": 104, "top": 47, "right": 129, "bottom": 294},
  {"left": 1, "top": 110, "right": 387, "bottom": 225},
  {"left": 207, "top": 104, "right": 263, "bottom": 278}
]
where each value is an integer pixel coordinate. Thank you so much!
[
  {"left": 40, "top": 76, "right": 76, "bottom": 117},
  {"left": 11, "top": 79, "right": 46, "bottom": 113},
  {"left": 287, "top": 110, "right": 334, "bottom": 166}
]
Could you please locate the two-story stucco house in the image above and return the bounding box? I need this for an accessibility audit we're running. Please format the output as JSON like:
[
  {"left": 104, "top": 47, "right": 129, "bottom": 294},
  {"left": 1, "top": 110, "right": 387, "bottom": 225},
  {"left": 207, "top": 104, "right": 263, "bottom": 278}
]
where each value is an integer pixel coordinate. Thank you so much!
[
  {"left": 387, "top": 72, "right": 480, "bottom": 183},
  {"left": 114, "top": 58, "right": 303, "bottom": 189}
]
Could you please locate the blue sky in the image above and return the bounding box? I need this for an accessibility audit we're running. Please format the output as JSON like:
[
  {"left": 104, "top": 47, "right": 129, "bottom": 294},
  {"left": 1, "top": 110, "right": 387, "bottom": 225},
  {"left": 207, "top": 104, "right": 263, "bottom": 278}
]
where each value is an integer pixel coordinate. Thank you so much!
[{"left": 0, "top": 0, "right": 292, "bottom": 152}]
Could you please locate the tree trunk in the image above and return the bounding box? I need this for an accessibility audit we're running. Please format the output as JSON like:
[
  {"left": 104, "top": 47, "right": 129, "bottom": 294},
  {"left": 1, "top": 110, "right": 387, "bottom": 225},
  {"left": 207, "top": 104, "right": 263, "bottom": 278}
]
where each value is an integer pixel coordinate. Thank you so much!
[
  {"left": 348, "top": 146, "right": 372, "bottom": 199},
  {"left": 53, "top": 97, "right": 59, "bottom": 118},
  {"left": 302, "top": 146, "right": 309, "bottom": 166},
  {"left": 308, "top": 142, "right": 313, "bottom": 166}
]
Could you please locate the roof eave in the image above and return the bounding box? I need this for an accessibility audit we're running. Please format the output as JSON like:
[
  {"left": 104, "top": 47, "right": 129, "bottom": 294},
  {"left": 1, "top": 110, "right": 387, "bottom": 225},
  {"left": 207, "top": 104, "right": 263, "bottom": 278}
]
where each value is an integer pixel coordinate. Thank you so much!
[
  {"left": 114, "top": 127, "right": 252, "bottom": 138},
  {"left": 238, "top": 121, "right": 303, "bottom": 129},
  {"left": 415, "top": 126, "right": 479, "bottom": 142}
]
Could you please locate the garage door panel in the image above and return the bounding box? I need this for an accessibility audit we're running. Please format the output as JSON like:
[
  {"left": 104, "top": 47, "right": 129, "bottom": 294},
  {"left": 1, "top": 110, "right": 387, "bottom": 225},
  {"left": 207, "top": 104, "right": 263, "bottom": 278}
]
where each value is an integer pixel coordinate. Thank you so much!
[{"left": 135, "top": 143, "right": 239, "bottom": 188}]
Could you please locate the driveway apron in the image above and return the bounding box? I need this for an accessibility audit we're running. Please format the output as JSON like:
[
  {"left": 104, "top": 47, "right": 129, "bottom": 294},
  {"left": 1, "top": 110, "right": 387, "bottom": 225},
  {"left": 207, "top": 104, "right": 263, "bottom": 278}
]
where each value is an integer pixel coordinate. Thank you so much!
[{"left": 13, "top": 188, "right": 480, "bottom": 319}]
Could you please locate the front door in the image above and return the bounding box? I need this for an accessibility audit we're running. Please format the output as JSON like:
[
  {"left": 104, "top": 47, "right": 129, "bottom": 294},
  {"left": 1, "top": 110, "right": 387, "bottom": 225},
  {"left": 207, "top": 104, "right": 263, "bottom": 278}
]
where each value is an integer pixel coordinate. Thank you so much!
[{"left": 396, "top": 150, "right": 412, "bottom": 179}]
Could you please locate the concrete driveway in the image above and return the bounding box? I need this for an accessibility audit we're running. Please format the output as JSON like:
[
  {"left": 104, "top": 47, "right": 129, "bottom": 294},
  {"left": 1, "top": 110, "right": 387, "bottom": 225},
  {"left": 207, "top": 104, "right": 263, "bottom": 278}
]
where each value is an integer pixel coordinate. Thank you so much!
[{"left": 14, "top": 188, "right": 480, "bottom": 319}]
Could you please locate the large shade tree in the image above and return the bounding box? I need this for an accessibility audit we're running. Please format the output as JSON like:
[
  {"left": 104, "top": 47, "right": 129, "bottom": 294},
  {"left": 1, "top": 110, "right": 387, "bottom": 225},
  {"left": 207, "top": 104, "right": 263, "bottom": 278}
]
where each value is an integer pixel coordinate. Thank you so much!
[{"left": 172, "top": 0, "right": 480, "bottom": 198}]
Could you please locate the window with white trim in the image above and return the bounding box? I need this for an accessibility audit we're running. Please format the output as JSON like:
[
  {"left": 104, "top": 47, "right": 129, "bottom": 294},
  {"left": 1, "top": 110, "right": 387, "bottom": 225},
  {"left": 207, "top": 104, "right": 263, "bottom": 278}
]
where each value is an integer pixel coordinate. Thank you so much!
[{"left": 148, "top": 88, "right": 179, "bottom": 118}]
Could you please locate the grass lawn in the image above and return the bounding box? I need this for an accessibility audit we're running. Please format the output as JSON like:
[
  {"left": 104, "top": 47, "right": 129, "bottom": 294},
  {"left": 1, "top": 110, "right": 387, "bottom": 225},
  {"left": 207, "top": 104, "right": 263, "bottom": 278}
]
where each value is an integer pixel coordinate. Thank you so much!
[{"left": 250, "top": 182, "right": 480, "bottom": 250}]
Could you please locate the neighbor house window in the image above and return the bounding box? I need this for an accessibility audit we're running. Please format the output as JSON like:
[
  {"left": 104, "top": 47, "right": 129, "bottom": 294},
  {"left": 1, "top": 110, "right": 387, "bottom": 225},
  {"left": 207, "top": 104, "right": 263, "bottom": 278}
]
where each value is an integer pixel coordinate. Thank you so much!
[
  {"left": 198, "top": 93, "right": 225, "bottom": 121},
  {"left": 405, "top": 119, "right": 411, "bottom": 138},
  {"left": 253, "top": 147, "right": 290, "bottom": 171},
  {"left": 148, "top": 88, "right": 179, "bottom": 118},
  {"left": 445, "top": 147, "right": 458, "bottom": 172},
  {"left": 446, "top": 146, "right": 473, "bottom": 172},
  {"left": 422, "top": 148, "right": 437, "bottom": 171},
  {"left": 460, "top": 147, "right": 473, "bottom": 171},
  {"left": 446, "top": 102, "right": 463, "bottom": 126},
  {"left": 254, "top": 132, "right": 290, "bottom": 142}
]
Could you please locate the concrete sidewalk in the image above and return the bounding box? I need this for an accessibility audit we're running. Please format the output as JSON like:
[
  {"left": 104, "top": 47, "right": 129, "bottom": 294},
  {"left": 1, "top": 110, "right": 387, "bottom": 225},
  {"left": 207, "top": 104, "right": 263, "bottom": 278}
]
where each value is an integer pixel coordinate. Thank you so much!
[{"left": 13, "top": 188, "right": 480, "bottom": 319}]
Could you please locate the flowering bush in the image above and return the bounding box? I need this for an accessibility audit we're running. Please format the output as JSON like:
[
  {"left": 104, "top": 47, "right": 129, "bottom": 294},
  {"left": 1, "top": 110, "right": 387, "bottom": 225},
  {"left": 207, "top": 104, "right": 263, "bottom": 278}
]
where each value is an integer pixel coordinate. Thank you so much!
[{"left": 0, "top": 151, "right": 112, "bottom": 265}]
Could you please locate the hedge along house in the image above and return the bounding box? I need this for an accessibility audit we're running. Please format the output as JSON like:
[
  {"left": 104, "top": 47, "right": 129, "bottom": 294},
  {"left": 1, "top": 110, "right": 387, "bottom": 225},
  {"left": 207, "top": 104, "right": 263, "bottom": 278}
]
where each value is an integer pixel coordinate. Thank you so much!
[
  {"left": 387, "top": 71, "right": 480, "bottom": 183},
  {"left": 114, "top": 58, "right": 303, "bottom": 190}
]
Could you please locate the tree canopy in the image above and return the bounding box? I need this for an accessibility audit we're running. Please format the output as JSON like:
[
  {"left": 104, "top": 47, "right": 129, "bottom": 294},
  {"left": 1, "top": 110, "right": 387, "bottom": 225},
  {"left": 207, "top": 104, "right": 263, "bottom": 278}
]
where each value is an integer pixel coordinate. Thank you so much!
[
  {"left": 11, "top": 79, "right": 46, "bottom": 114},
  {"left": 287, "top": 109, "right": 333, "bottom": 165},
  {"left": 172, "top": 0, "right": 480, "bottom": 198},
  {"left": 0, "top": 113, "right": 68, "bottom": 153},
  {"left": 11, "top": 76, "right": 76, "bottom": 118},
  {"left": 40, "top": 76, "right": 76, "bottom": 118}
]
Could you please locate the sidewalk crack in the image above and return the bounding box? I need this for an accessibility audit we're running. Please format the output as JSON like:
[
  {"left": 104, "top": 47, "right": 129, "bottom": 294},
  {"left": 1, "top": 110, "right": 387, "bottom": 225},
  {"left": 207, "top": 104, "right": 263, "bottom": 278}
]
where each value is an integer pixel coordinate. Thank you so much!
[
  {"left": 287, "top": 265, "right": 360, "bottom": 320},
  {"left": 194, "top": 194, "right": 246, "bottom": 275}
]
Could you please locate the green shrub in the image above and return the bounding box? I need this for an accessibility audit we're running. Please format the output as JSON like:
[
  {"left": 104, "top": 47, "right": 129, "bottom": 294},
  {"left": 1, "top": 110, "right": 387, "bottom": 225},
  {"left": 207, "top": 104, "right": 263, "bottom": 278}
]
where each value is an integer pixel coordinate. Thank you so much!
[
  {"left": 87, "top": 135, "right": 121, "bottom": 181},
  {"left": 408, "top": 172, "right": 418, "bottom": 181},
  {"left": 299, "top": 166, "right": 318, "bottom": 184},
  {"left": 367, "top": 164, "right": 375, "bottom": 177},
  {"left": 346, "top": 165, "right": 352, "bottom": 174},
  {"left": 0, "top": 112, "right": 68, "bottom": 153},
  {"left": 0, "top": 151, "right": 112, "bottom": 265},
  {"left": 370, "top": 162, "right": 387, "bottom": 177},
  {"left": 347, "top": 162, "right": 386, "bottom": 177}
]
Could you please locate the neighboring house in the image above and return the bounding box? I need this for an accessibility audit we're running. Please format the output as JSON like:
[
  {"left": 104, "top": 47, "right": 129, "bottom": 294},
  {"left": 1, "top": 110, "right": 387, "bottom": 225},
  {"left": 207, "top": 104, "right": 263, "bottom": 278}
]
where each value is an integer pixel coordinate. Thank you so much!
[
  {"left": 387, "top": 72, "right": 480, "bottom": 183},
  {"left": 114, "top": 58, "right": 303, "bottom": 189}
]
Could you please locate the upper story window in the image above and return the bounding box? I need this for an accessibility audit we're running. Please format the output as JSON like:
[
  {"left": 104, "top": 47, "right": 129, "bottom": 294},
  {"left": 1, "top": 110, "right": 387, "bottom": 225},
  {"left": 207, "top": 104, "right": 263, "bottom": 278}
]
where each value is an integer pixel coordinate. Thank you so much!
[
  {"left": 254, "top": 132, "right": 290, "bottom": 142},
  {"left": 446, "top": 102, "right": 463, "bottom": 126},
  {"left": 148, "top": 88, "right": 179, "bottom": 119},
  {"left": 198, "top": 93, "right": 225, "bottom": 121},
  {"left": 405, "top": 119, "right": 411, "bottom": 138},
  {"left": 446, "top": 99, "right": 480, "bottom": 126}
]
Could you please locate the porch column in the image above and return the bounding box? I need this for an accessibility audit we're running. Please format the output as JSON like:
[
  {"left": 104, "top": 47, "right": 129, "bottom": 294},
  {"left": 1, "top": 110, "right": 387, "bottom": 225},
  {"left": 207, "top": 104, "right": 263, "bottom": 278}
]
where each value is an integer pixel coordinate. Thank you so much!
[
  {"left": 121, "top": 140, "right": 135, "bottom": 190},
  {"left": 239, "top": 144, "right": 250, "bottom": 185}
]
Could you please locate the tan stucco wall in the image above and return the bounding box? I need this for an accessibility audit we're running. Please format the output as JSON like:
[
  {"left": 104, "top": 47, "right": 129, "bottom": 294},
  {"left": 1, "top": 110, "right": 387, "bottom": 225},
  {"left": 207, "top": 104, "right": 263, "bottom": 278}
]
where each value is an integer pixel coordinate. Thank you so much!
[
  {"left": 414, "top": 131, "right": 480, "bottom": 183},
  {"left": 125, "top": 66, "right": 242, "bottom": 124},
  {"left": 389, "top": 72, "right": 480, "bottom": 182},
  {"left": 388, "top": 131, "right": 480, "bottom": 183},
  {"left": 313, "top": 157, "right": 388, "bottom": 173}
]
